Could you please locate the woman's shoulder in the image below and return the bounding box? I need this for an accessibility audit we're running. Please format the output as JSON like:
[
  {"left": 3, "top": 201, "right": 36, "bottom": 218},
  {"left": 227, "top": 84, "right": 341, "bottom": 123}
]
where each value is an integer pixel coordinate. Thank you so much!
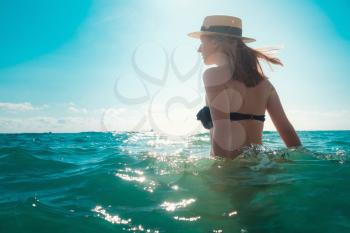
[
  {"left": 260, "top": 78, "right": 275, "bottom": 93},
  {"left": 202, "top": 67, "right": 216, "bottom": 79},
  {"left": 202, "top": 66, "right": 232, "bottom": 87},
  {"left": 203, "top": 64, "right": 233, "bottom": 76},
  {"left": 203, "top": 66, "right": 225, "bottom": 78}
]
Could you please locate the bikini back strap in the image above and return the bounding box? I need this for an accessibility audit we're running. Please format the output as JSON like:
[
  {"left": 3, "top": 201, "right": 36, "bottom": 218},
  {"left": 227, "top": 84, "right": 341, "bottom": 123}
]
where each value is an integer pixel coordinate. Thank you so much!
[{"left": 230, "top": 112, "right": 265, "bottom": 122}]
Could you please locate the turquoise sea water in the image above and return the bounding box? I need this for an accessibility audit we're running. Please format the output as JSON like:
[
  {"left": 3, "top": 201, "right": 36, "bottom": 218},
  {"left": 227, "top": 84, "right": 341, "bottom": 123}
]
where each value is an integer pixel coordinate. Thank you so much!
[{"left": 0, "top": 131, "right": 349, "bottom": 233}]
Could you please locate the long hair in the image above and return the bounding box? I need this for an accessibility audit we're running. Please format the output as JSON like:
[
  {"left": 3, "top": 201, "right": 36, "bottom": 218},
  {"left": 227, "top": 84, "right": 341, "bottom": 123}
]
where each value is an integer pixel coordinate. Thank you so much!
[{"left": 208, "top": 35, "right": 283, "bottom": 87}]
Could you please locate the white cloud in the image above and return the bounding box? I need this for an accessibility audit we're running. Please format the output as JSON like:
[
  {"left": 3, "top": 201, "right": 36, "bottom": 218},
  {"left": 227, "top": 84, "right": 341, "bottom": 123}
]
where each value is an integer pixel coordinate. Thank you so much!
[
  {"left": 0, "top": 116, "right": 102, "bottom": 133},
  {"left": 65, "top": 102, "right": 90, "bottom": 114},
  {"left": 0, "top": 102, "right": 49, "bottom": 112},
  {"left": 0, "top": 106, "right": 143, "bottom": 133},
  {"left": 1, "top": 104, "right": 349, "bottom": 133},
  {"left": 68, "top": 106, "right": 88, "bottom": 114}
]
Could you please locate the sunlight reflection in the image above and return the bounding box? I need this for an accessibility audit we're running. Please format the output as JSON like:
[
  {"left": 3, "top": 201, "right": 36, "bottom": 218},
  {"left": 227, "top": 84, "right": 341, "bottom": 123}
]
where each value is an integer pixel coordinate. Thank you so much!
[
  {"left": 228, "top": 211, "right": 238, "bottom": 217},
  {"left": 115, "top": 167, "right": 158, "bottom": 192},
  {"left": 160, "top": 198, "right": 196, "bottom": 211},
  {"left": 92, "top": 206, "right": 160, "bottom": 232},
  {"left": 174, "top": 216, "right": 201, "bottom": 221},
  {"left": 92, "top": 205, "right": 131, "bottom": 224},
  {"left": 115, "top": 173, "right": 146, "bottom": 183}
]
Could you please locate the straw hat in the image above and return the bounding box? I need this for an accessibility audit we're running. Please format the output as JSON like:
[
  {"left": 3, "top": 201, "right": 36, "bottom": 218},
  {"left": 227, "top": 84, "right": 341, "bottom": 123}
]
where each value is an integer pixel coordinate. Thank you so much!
[{"left": 187, "top": 15, "right": 256, "bottom": 43}]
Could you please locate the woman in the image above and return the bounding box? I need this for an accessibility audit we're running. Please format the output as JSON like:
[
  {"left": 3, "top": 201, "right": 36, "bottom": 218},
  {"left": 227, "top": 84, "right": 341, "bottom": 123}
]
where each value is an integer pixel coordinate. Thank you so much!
[{"left": 188, "top": 15, "right": 301, "bottom": 159}]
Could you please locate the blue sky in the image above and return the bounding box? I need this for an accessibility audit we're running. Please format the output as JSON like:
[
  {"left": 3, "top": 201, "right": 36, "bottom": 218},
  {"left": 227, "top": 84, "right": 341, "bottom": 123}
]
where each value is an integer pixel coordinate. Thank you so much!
[{"left": 0, "top": 0, "right": 349, "bottom": 133}]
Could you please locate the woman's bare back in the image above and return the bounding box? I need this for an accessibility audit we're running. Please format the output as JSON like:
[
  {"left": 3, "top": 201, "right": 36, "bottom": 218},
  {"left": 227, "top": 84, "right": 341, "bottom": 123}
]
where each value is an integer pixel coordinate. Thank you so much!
[{"left": 204, "top": 65, "right": 275, "bottom": 157}]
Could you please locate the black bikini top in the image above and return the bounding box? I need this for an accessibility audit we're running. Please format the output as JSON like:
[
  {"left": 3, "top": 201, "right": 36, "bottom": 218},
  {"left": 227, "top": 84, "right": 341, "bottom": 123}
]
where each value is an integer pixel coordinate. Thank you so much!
[
  {"left": 196, "top": 106, "right": 265, "bottom": 129},
  {"left": 230, "top": 112, "right": 265, "bottom": 121}
]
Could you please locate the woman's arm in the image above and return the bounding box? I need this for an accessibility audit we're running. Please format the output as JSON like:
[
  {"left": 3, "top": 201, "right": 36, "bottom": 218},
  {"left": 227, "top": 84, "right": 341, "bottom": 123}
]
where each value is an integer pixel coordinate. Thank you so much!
[
  {"left": 205, "top": 95, "right": 216, "bottom": 156},
  {"left": 203, "top": 68, "right": 233, "bottom": 157},
  {"left": 266, "top": 87, "right": 302, "bottom": 147}
]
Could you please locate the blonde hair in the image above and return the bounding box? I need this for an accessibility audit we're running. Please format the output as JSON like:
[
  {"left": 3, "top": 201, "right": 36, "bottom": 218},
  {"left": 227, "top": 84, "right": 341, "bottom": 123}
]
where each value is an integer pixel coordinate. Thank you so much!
[{"left": 207, "top": 34, "right": 283, "bottom": 87}]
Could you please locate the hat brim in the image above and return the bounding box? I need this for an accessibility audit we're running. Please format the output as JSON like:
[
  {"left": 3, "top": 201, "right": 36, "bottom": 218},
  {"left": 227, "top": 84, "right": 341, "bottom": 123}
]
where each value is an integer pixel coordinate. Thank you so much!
[{"left": 187, "top": 31, "right": 256, "bottom": 43}]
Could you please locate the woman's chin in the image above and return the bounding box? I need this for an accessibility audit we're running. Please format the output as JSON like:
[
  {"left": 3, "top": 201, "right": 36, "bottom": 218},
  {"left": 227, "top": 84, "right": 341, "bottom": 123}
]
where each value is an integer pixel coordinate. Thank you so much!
[
  {"left": 203, "top": 60, "right": 213, "bottom": 66},
  {"left": 203, "top": 58, "right": 210, "bottom": 65}
]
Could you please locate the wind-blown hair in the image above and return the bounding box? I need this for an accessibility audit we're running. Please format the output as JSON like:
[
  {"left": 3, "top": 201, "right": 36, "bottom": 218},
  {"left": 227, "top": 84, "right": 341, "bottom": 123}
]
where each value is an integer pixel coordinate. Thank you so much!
[{"left": 207, "top": 34, "right": 283, "bottom": 87}]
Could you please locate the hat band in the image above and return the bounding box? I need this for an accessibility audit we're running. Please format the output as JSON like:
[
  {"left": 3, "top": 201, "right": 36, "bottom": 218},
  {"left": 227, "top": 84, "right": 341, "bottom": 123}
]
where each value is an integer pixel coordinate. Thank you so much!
[{"left": 200, "top": 25, "right": 242, "bottom": 37}]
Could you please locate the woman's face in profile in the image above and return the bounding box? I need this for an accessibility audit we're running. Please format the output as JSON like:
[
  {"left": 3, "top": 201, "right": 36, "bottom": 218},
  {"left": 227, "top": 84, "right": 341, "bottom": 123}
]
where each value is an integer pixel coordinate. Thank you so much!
[{"left": 197, "top": 35, "right": 219, "bottom": 65}]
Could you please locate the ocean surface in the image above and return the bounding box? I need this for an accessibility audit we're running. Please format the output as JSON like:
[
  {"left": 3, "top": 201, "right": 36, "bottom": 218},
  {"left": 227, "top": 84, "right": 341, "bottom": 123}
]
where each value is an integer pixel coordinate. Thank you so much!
[{"left": 0, "top": 131, "right": 349, "bottom": 233}]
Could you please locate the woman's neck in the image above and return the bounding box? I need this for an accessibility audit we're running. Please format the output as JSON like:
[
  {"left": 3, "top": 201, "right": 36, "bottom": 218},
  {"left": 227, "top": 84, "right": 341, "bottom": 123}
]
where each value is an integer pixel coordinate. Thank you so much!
[{"left": 213, "top": 52, "right": 230, "bottom": 67}]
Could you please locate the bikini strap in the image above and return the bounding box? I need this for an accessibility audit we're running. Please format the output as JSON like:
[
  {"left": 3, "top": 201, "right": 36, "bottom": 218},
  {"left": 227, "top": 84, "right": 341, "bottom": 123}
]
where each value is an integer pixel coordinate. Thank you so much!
[{"left": 230, "top": 112, "right": 265, "bottom": 122}]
